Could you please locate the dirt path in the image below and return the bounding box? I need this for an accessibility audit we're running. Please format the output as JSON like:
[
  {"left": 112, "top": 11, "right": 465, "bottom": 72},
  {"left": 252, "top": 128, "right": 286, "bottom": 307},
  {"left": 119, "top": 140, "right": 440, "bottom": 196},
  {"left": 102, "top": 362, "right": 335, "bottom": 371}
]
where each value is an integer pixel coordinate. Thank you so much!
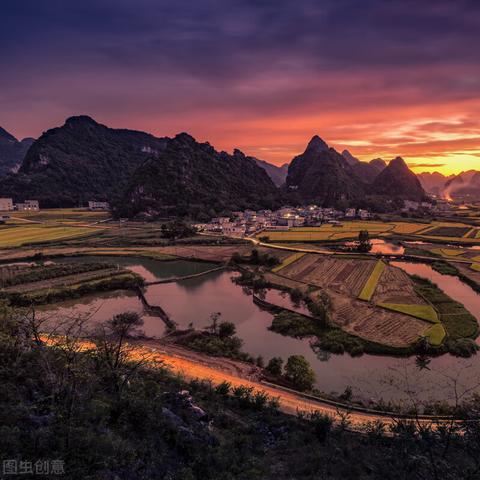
[{"left": 127, "top": 339, "right": 455, "bottom": 430}]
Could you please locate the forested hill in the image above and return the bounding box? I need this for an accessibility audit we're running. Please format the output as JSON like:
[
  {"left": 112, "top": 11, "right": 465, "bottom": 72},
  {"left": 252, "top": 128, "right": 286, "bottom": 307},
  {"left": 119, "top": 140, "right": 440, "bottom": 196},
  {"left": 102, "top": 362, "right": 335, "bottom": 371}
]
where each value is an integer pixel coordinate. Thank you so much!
[
  {"left": 0, "top": 127, "right": 34, "bottom": 177},
  {"left": 0, "top": 116, "right": 168, "bottom": 207},
  {"left": 111, "top": 135, "right": 280, "bottom": 219}
]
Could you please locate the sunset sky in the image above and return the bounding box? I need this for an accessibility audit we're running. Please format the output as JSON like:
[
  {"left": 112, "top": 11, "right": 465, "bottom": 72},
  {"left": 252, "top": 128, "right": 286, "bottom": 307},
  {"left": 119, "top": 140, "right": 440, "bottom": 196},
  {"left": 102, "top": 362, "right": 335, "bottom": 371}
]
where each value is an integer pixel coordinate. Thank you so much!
[{"left": 2, "top": 0, "right": 480, "bottom": 175}]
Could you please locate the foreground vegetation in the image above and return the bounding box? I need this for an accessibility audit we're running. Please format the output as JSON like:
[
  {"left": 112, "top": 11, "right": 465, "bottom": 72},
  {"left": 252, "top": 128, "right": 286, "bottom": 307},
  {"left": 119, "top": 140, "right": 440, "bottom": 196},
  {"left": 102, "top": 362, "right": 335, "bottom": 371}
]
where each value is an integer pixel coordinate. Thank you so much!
[{"left": 2, "top": 305, "right": 480, "bottom": 479}]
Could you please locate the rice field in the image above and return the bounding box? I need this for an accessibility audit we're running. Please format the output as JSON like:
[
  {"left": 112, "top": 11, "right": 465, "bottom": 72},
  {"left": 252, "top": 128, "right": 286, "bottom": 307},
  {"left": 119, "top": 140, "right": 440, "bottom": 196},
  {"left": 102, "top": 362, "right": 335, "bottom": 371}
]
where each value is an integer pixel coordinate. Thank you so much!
[
  {"left": 425, "top": 324, "right": 446, "bottom": 346},
  {"left": 271, "top": 252, "right": 306, "bottom": 273},
  {"left": 259, "top": 220, "right": 480, "bottom": 244},
  {"left": 358, "top": 260, "right": 385, "bottom": 301},
  {"left": 431, "top": 248, "right": 467, "bottom": 258},
  {"left": 10, "top": 208, "right": 109, "bottom": 224},
  {"left": 0, "top": 225, "right": 101, "bottom": 247},
  {"left": 378, "top": 303, "right": 439, "bottom": 323}
]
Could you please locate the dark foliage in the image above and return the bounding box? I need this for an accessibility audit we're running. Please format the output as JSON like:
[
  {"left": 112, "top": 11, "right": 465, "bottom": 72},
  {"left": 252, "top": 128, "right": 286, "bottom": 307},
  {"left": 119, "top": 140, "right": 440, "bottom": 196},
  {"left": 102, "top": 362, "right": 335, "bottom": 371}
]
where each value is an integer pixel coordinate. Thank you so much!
[{"left": 112, "top": 135, "right": 281, "bottom": 219}]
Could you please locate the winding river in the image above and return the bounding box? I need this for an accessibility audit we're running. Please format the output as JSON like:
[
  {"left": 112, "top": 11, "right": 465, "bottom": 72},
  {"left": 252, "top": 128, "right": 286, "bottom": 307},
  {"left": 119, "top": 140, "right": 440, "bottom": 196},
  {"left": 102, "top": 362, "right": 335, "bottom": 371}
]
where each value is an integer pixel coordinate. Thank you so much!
[{"left": 39, "top": 255, "right": 480, "bottom": 405}]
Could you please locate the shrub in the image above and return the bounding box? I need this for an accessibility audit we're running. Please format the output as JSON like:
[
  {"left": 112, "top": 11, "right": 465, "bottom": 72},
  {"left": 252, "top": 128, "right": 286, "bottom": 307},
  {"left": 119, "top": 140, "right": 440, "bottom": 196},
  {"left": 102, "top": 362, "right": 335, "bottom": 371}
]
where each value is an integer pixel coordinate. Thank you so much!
[
  {"left": 218, "top": 321, "right": 236, "bottom": 338},
  {"left": 310, "top": 412, "right": 333, "bottom": 442},
  {"left": 266, "top": 357, "right": 283, "bottom": 376},
  {"left": 446, "top": 338, "right": 479, "bottom": 358},
  {"left": 215, "top": 381, "right": 231, "bottom": 396},
  {"left": 284, "top": 355, "right": 316, "bottom": 391}
]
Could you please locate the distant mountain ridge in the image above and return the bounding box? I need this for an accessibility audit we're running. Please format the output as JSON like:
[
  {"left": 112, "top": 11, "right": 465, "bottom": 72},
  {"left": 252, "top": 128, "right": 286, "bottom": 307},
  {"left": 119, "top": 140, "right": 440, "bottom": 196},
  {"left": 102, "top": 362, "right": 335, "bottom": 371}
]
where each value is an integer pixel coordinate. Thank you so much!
[
  {"left": 0, "top": 127, "right": 34, "bottom": 177},
  {"left": 3, "top": 115, "right": 467, "bottom": 214},
  {"left": 417, "top": 170, "right": 480, "bottom": 199},
  {"left": 253, "top": 158, "right": 289, "bottom": 186},
  {"left": 342, "top": 150, "right": 387, "bottom": 182},
  {"left": 285, "top": 136, "right": 425, "bottom": 205},
  {"left": 1, "top": 116, "right": 279, "bottom": 215}
]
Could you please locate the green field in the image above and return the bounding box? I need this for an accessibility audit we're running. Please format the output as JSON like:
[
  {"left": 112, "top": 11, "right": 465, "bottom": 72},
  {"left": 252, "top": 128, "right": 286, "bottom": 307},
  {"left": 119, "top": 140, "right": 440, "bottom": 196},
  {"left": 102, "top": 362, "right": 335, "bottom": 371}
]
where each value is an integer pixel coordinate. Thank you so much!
[
  {"left": 271, "top": 252, "right": 306, "bottom": 273},
  {"left": 0, "top": 225, "right": 101, "bottom": 247},
  {"left": 425, "top": 324, "right": 446, "bottom": 346},
  {"left": 379, "top": 303, "right": 439, "bottom": 323},
  {"left": 258, "top": 220, "right": 480, "bottom": 244},
  {"left": 358, "top": 260, "right": 385, "bottom": 301},
  {"left": 8, "top": 208, "right": 109, "bottom": 224}
]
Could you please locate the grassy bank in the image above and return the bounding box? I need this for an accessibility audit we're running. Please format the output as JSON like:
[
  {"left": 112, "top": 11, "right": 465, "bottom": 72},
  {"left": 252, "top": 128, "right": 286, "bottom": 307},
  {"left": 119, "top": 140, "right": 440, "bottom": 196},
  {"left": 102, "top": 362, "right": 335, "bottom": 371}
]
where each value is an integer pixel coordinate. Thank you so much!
[
  {"left": 1, "top": 272, "right": 144, "bottom": 307},
  {"left": 413, "top": 276, "right": 479, "bottom": 356}
]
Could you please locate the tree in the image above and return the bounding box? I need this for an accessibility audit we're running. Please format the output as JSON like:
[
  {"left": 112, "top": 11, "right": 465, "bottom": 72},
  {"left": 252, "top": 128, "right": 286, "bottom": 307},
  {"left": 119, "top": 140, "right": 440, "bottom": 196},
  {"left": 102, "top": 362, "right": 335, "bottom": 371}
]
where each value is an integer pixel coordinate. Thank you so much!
[
  {"left": 206, "top": 312, "right": 222, "bottom": 335},
  {"left": 266, "top": 357, "right": 284, "bottom": 376},
  {"left": 94, "top": 312, "right": 147, "bottom": 401},
  {"left": 218, "top": 321, "right": 236, "bottom": 339},
  {"left": 284, "top": 355, "right": 316, "bottom": 391},
  {"left": 357, "top": 230, "right": 372, "bottom": 253}
]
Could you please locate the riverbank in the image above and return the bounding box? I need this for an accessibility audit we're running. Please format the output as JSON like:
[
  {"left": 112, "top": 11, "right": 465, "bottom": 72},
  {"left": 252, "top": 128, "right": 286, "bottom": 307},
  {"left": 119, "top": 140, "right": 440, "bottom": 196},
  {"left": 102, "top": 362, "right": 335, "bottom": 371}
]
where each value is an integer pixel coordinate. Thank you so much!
[{"left": 69, "top": 337, "right": 470, "bottom": 428}]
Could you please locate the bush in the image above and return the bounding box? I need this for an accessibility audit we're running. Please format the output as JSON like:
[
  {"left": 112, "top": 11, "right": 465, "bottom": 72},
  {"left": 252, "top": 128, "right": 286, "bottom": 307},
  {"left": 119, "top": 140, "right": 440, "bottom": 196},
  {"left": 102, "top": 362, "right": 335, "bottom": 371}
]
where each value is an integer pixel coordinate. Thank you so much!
[
  {"left": 446, "top": 338, "right": 479, "bottom": 358},
  {"left": 266, "top": 357, "right": 283, "bottom": 376},
  {"left": 269, "top": 311, "right": 319, "bottom": 338},
  {"left": 284, "top": 355, "right": 316, "bottom": 391},
  {"left": 310, "top": 412, "right": 333, "bottom": 442},
  {"left": 218, "top": 321, "right": 236, "bottom": 339}
]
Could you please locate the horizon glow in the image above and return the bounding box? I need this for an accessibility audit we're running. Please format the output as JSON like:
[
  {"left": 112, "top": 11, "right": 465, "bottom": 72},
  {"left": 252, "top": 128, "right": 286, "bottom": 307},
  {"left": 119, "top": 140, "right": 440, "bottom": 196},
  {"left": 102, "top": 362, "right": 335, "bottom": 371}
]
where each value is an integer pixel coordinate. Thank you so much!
[{"left": 1, "top": 0, "right": 480, "bottom": 176}]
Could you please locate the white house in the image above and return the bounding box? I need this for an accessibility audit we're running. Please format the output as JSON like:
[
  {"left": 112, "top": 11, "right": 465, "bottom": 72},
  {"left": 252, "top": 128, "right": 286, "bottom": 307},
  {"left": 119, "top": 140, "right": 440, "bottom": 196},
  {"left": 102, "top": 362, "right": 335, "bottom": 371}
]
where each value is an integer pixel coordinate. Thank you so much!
[
  {"left": 0, "top": 198, "right": 13, "bottom": 211},
  {"left": 16, "top": 200, "right": 40, "bottom": 211},
  {"left": 222, "top": 222, "right": 246, "bottom": 237},
  {"left": 88, "top": 201, "right": 109, "bottom": 211}
]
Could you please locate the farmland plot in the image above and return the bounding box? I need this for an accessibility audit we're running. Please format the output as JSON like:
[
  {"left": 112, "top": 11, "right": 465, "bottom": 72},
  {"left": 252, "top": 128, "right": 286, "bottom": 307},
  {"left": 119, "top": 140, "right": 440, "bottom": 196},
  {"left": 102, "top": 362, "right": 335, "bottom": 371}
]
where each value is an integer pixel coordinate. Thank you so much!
[
  {"left": 280, "top": 255, "right": 377, "bottom": 297},
  {"left": 372, "top": 265, "right": 426, "bottom": 305},
  {"left": 330, "top": 294, "right": 430, "bottom": 348}
]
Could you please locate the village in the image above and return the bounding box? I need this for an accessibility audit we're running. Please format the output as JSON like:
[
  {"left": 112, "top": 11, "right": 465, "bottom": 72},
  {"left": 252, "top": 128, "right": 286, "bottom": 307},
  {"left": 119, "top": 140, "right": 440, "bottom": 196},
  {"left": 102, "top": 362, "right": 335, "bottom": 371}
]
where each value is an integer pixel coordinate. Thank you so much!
[{"left": 196, "top": 200, "right": 446, "bottom": 237}]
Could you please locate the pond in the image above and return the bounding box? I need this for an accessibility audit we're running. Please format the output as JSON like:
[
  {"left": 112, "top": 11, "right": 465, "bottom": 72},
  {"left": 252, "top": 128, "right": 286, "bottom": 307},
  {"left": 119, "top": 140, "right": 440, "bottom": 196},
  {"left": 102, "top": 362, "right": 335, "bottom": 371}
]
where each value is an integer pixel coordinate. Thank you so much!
[
  {"left": 56, "top": 255, "right": 219, "bottom": 282},
  {"left": 342, "top": 238, "right": 405, "bottom": 255},
  {"left": 39, "top": 255, "right": 480, "bottom": 405},
  {"left": 38, "top": 290, "right": 167, "bottom": 338}
]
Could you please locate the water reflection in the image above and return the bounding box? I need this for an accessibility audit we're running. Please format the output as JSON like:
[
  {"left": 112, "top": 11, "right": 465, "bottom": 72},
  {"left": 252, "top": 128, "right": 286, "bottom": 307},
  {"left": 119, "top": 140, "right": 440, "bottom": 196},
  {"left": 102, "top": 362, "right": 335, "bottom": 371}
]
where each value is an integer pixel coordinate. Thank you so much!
[
  {"left": 39, "top": 290, "right": 166, "bottom": 338},
  {"left": 391, "top": 261, "right": 480, "bottom": 322},
  {"left": 39, "top": 256, "right": 480, "bottom": 404},
  {"left": 58, "top": 255, "right": 218, "bottom": 282}
]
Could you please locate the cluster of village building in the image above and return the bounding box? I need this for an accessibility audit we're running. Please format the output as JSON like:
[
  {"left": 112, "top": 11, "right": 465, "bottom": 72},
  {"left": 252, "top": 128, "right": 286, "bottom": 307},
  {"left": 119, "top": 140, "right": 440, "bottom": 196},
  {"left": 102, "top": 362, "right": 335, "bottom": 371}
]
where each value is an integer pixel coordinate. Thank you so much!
[
  {"left": 0, "top": 198, "right": 39, "bottom": 212},
  {"left": 197, "top": 199, "right": 450, "bottom": 238},
  {"left": 196, "top": 205, "right": 374, "bottom": 237},
  {"left": 0, "top": 198, "right": 111, "bottom": 216}
]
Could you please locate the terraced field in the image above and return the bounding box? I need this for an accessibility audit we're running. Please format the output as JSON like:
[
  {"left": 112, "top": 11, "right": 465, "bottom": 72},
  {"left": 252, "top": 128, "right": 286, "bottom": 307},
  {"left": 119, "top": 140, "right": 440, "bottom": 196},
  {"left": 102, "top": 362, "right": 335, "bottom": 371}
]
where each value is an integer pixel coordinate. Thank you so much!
[
  {"left": 330, "top": 295, "right": 430, "bottom": 347},
  {"left": 279, "top": 255, "right": 377, "bottom": 296},
  {"left": 274, "top": 254, "right": 434, "bottom": 347},
  {"left": 358, "top": 261, "right": 385, "bottom": 301},
  {"left": 372, "top": 265, "right": 425, "bottom": 305}
]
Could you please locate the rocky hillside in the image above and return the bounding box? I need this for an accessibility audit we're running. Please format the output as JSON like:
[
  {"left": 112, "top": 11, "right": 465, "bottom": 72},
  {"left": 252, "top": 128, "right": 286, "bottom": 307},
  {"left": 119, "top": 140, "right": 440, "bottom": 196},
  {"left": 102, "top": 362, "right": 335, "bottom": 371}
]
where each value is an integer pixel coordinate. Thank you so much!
[
  {"left": 0, "top": 116, "right": 168, "bottom": 207},
  {"left": 372, "top": 157, "right": 427, "bottom": 201},
  {"left": 112, "top": 134, "right": 280, "bottom": 219},
  {"left": 285, "top": 137, "right": 365, "bottom": 206},
  {"left": 0, "top": 127, "right": 34, "bottom": 177}
]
